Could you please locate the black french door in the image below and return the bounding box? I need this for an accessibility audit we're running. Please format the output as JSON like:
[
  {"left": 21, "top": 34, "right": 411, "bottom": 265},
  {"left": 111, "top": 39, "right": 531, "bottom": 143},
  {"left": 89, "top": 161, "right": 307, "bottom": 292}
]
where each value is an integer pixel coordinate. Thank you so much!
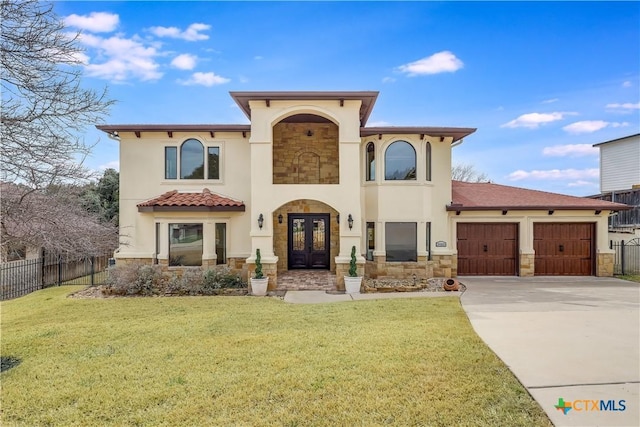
[{"left": 288, "top": 214, "right": 330, "bottom": 269}]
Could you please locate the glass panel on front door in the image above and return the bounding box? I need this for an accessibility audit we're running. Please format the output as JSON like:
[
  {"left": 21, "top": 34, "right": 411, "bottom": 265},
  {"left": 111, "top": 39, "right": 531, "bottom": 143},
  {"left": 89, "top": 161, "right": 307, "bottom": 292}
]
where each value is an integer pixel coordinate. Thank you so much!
[
  {"left": 288, "top": 214, "right": 329, "bottom": 270},
  {"left": 292, "top": 219, "right": 305, "bottom": 251}
]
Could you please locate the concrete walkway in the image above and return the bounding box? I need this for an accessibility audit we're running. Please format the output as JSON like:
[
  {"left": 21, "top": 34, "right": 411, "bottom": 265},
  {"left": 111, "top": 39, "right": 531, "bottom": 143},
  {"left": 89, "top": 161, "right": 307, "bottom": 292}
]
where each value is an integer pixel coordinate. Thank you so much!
[{"left": 459, "top": 276, "right": 640, "bottom": 427}]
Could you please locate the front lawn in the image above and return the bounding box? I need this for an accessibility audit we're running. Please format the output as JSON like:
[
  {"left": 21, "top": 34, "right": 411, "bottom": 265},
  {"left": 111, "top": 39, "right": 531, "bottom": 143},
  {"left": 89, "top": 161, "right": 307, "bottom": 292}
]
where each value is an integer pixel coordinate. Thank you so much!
[{"left": 1, "top": 287, "right": 551, "bottom": 426}]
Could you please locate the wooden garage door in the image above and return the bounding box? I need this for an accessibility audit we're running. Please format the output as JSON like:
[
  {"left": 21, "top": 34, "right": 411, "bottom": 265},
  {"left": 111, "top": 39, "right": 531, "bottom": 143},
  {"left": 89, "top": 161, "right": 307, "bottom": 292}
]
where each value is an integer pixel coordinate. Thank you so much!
[
  {"left": 457, "top": 223, "right": 518, "bottom": 275},
  {"left": 534, "top": 223, "right": 594, "bottom": 276}
]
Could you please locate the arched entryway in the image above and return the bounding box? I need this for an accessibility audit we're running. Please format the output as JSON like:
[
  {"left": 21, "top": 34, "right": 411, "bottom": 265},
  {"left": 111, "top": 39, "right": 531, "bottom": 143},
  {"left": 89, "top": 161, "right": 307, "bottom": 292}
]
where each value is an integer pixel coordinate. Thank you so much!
[{"left": 273, "top": 199, "right": 339, "bottom": 274}]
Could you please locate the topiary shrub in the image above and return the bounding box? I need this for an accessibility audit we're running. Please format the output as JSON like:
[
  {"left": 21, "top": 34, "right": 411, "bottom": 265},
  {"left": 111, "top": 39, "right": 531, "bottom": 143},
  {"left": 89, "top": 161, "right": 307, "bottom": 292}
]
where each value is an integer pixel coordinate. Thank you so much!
[
  {"left": 348, "top": 246, "right": 358, "bottom": 277},
  {"left": 254, "top": 249, "right": 264, "bottom": 279}
]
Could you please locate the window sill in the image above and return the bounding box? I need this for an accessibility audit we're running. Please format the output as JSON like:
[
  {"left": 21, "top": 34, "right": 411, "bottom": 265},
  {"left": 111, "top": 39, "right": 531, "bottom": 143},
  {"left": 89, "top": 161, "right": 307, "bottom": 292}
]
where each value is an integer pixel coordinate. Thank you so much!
[{"left": 162, "top": 179, "right": 224, "bottom": 186}]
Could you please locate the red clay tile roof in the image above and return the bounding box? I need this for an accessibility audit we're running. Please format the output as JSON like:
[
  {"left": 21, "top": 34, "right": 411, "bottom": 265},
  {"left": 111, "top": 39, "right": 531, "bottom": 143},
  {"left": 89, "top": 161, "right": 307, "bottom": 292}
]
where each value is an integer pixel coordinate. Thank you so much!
[
  {"left": 449, "top": 181, "right": 630, "bottom": 211},
  {"left": 137, "top": 189, "right": 245, "bottom": 212}
]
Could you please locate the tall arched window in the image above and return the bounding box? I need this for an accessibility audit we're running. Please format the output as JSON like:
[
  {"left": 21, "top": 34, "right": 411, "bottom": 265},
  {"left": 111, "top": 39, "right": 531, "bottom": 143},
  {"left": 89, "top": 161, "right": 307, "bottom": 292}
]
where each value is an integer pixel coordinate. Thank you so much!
[
  {"left": 366, "top": 142, "right": 375, "bottom": 181},
  {"left": 425, "top": 141, "right": 432, "bottom": 181},
  {"left": 180, "top": 139, "right": 204, "bottom": 179},
  {"left": 385, "top": 141, "right": 416, "bottom": 180}
]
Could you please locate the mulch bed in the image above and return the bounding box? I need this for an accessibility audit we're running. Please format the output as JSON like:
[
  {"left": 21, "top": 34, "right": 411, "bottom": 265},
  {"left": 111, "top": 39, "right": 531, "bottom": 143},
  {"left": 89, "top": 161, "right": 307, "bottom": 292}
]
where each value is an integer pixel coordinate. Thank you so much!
[
  {"left": 68, "top": 286, "right": 248, "bottom": 299},
  {"left": 363, "top": 277, "right": 465, "bottom": 293}
]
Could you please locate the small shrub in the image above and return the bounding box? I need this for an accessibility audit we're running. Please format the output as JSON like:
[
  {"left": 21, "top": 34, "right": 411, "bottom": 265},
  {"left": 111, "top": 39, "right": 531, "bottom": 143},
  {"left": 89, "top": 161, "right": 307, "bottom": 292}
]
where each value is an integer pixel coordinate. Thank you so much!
[
  {"left": 203, "top": 266, "right": 246, "bottom": 290},
  {"left": 105, "top": 263, "right": 164, "bottom": 296},
  {"left": 104, "top": 263, "right": 246, "bottom": 297}
]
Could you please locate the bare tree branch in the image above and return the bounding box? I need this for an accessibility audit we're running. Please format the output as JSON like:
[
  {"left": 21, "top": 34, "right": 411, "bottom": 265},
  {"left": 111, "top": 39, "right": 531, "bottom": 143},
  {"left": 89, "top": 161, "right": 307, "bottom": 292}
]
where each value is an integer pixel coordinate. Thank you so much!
[
  {"left": 1, "top": 0, "right": 114, "bottom": 189},
  {"left": 452, "top": 163, "right": 490, "bottom": 183}
]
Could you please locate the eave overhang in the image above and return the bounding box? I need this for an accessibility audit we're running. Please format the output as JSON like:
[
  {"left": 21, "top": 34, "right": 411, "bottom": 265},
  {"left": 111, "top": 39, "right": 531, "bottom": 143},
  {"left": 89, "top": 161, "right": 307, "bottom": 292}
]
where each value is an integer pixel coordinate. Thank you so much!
[
  {"left": 361, "top": 126, "right": 476, "bottom": 143},
  {"left": 230, "top": 91, "right": 379, "bottom": 127}
]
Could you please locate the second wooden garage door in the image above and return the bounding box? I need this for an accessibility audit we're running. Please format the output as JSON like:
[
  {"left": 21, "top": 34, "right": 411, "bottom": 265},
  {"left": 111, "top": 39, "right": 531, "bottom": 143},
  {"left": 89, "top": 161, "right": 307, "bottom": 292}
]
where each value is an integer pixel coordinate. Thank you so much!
[
  {"left": 457, "top": 223, "right": 518, "bottom": 275},
  {"left": 534, "top": 223, "right": 594, "bottom": 276}
]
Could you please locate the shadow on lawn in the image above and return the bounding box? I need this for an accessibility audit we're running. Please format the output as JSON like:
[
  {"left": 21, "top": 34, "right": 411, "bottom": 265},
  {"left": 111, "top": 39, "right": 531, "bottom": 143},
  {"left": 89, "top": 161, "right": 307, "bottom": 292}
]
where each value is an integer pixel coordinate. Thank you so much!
[{"left": 1, "top": 356, "right": 22, "bottom": 373}]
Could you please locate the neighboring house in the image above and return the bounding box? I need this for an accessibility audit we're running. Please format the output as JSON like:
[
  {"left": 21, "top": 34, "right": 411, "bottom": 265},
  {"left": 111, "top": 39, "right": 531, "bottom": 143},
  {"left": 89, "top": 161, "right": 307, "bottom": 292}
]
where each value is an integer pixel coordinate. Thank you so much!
[
  {"left": 591, "top": 133, "right": 640, "bottom": 238},
  {"left": 97, "top": 91, "right": 628, "bottom": 289}
]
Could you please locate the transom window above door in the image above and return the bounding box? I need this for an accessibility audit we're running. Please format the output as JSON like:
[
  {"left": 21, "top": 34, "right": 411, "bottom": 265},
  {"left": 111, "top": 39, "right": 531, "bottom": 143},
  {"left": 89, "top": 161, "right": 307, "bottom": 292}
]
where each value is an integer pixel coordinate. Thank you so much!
[{"left": 165, "top": 139, "right": 220, "bottom": 180}]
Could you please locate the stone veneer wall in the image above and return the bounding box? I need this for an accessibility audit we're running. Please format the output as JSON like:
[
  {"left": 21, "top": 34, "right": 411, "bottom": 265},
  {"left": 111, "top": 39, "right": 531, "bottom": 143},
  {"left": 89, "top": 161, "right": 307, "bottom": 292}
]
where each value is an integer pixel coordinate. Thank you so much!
[
  {"left": 519, "top": 253, "right": 535, "bottom": 277},
  {"left": 365, "top": 255, "right": 458, "bottom": 279},
  {"left": 596, "top": 253, "right": 614, "bottom": 277},
  {"left": 273, "top": 200, "right": 339, "bottom": 273},
  {"left": 365, "top": 255, "right": 457, "bottom": 280},
  {"left": 272, "top": 122, "right": 339, "bottom": 184}
]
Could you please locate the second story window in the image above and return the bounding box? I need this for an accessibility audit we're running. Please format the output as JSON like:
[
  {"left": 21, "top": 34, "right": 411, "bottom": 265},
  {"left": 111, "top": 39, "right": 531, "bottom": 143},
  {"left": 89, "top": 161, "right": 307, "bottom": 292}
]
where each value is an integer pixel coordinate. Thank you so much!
[
  {"left": 385, "top": 140, "right": 416, "bottom": 181},
  {"left": 366, "top": 142, "right": 375, "bottom": 181},
  {"left": 165, "top": 139, "right": 220, "bottom": 180},
  {"left": 181, "top": 139, "right": 204, "bottom": 179}
]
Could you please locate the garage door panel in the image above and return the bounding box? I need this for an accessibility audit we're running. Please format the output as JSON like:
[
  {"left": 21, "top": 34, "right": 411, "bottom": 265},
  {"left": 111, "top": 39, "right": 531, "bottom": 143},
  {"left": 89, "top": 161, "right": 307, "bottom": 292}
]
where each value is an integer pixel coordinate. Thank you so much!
[
  {"left": 457, "top": 223, "right": 518, "bottom": 276},
  {"left": 534, "top": 223, "right": 594, "bottom": 276}
]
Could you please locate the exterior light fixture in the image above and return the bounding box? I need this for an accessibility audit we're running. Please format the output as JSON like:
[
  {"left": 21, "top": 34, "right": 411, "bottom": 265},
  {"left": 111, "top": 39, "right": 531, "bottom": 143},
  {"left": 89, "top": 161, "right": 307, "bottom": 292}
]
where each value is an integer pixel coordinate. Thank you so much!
[
  {"left": 258, "top": 213, "right": 264, "bottom": 229},
  {"left": 278, "top": 214, "right": 283, "bottom": 224},
  {"left": 347, "top": 214, "right": 354, "bottom": 230}
]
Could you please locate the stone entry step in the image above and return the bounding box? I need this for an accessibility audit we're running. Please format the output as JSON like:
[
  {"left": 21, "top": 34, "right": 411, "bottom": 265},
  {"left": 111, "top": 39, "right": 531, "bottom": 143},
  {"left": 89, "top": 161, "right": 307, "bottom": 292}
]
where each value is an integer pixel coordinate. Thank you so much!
[{"left": 276, "top": 270, "right": 337, "bottom": 291}]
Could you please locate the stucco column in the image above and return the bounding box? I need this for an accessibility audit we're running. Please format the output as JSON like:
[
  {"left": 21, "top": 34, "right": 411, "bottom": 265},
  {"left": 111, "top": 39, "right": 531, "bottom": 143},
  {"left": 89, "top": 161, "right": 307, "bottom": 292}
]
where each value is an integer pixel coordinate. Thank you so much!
[{"left": 202, "top": 221, "right": 217, "bottom": 262}]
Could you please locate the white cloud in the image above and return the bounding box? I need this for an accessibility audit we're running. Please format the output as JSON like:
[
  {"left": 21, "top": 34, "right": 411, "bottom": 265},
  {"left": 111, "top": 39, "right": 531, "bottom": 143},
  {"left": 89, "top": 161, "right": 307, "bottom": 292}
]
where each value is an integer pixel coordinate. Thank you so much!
[
  {"left": 542, "top": 144, "right": 598, "bottom": 157},
  {"left": 563, "top": 120, "right": 629, "bottom": 134},
  {"left": 171, "top": 53, "right": 197, "bottom": 70},
  {"left": 605, "top": 102, "right": 640, "bottom": 110},
  {"left": 541, "top": 98, "right": 559, "bottom": 104},
  {"left": 148, "top": 23, "right": 211, "bottom": 41},
  {"left": 567, "top": 180, "right": 597, "bottom": 188},
  {"left": 501, "top": 112, "right": 576, "bottom": 129},
  {"left": 622, "top": 81, "right": 632, "bottom": 88},
  {"left": 77, "top": 33, "right": 162, "bottom": 82},
  {"left": 64, "top": 12, "right": 119, "bottom": 33},
  {"left": 507, "top": 168, "right": 599, "bottom": 181},
  {"left": 178, "top": 72, "right": 230, "bottom": 87},
  {"left": 382, "top": 77, "right": 396, "bottom": 83},
  {"left": 396, "top": 51, "right": 463, "bottom": 76}
]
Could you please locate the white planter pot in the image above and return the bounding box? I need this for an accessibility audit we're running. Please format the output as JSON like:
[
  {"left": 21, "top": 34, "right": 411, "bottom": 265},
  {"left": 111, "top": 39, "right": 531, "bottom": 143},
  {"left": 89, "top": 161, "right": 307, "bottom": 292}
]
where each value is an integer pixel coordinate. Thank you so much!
[
  {"left": 344, "top": 276, "right": 362, "bottom": 294},
  {"left": 251, "top": 277, "right": 269, "bottom": 296}
]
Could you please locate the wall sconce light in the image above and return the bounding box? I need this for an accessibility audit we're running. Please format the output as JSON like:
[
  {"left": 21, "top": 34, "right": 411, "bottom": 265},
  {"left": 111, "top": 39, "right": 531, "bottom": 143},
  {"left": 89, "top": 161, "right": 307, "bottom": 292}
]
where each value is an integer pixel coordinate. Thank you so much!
[
  {"left": 337, "top": 214, "right": 340, "bottom": 224},
  {"left": 278, "top": 214, "right": 283, "bottom": 224},
  {"left": 347, "top": 214, "right": 353, "bottom": 230},
  {"left": 306, "top": 129, "right": 314, "bottom": 137},
  {"left": 258, "top": 213, "right": 264, "bottom": 229}
]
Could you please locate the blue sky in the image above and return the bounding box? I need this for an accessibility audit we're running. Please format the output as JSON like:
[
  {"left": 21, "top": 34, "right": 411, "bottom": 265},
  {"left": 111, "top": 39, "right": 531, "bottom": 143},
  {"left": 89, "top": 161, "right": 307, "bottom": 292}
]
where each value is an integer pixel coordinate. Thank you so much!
[{"left": 54, "top": 1, "right": 639, "bottom": 196}]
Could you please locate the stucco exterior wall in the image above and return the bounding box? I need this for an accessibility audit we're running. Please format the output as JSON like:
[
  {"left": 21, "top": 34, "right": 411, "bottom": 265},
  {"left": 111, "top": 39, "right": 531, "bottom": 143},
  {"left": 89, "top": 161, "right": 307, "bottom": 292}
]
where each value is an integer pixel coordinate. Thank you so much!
[
  {"left": 248, "top": 99, "right": 363, "bottom": 266},
  {"left": 116, "top": 131, "right": 252, "bottom": 261},
  {"left": 360, "top": 135, "right": 453, "bottom": 260}
]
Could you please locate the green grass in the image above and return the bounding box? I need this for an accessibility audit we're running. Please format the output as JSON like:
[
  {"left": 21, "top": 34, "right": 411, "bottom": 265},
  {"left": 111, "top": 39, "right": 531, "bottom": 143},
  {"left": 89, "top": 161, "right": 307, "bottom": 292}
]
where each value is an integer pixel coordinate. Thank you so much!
[
  {"left": 617, "top": 274, "right": 640, "bottom": 283},
  {"left": 1, "top": 286, "right": 551, "bottom": 426}
]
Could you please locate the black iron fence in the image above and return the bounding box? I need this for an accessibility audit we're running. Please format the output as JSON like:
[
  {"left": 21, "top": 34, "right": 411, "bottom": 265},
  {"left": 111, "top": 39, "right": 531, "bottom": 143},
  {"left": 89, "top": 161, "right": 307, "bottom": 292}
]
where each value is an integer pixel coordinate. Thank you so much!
[
  {"left": 0, "top": 251, "right": 114, "bottom": 301},
  {"left": 610, "top": 238, "right": 640, "bottom": 275}
]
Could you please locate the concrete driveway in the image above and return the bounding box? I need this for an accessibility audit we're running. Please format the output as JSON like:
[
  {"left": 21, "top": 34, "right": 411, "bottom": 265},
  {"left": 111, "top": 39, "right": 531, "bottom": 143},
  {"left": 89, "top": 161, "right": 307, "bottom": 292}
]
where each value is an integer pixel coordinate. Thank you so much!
[{"left": 460, "top": 276, "right": 639, "bottom": 427}]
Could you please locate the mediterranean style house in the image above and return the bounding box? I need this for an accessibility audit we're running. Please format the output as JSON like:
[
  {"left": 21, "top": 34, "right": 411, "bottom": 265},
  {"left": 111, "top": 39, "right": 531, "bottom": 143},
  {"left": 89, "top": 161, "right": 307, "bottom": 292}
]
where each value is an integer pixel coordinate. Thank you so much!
[{"left": 97, "top": 91, "right": 629, "bottom": 291}]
